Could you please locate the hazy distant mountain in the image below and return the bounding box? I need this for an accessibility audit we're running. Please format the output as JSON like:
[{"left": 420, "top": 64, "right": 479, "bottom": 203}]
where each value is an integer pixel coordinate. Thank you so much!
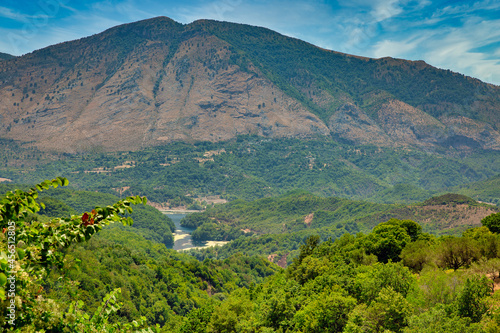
[{"left": 0, "top": 17, "right": 498, "bottom": 153}]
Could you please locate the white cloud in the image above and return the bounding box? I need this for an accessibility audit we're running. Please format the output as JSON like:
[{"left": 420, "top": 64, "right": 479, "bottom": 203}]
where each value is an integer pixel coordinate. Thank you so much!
[
  {"left": 435, "top": 0, "right": 500, "bottom": 17},
  {"left": 0, "top": 6, "right": 50, "bottom": 23},
  {"left": 174, "top": 0, "right": 333, "bottom": 30},
  {"left": 1, "top": 0, "right": 499, "bottom": 85},
  {"left": 372, "top": 38, "right": 420, "bottom": 58},
  {"left": 372, "top": 0, "right": 404, "bottom": 22},
  {"left": 423, "top": 19, "right": 500, "bottom": 84},
  {"left": 90, "top": 0, "right": 158, "bottom": 22},
  {"left": 367, "top": 15, "right": 500, "bottom": 85}
]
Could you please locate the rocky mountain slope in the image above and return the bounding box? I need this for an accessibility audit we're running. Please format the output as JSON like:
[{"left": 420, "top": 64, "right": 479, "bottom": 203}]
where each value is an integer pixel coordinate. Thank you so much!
[{"left": 0, "top": 17, "right": 499, "bottom": 153}]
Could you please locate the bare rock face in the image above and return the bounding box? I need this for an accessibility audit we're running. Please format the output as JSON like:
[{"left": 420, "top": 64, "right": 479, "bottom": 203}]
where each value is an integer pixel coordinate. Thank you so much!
[
  {"left": 0, "top": 17, "right": 498, "bottom": 153},
  {"left": 0, "top": 19, "right": 328, "bottom": 152},
  {"left": 374, "top": 100, "right": 500, "bottom": 150},
  {"left": 149, "top": 34, "right": 329, "bottom": 145},
  {"left": 376, "top": 99, "right": 447, "bottom": 148},
  {"left": 329, "top": 103, "right": 393, "bottom": 146},
  {"left": 439, "top": 116, "right": 500, "bottom": 150},
  {"left": 328, "top": 99, "right": 500, "bottom": 151}
]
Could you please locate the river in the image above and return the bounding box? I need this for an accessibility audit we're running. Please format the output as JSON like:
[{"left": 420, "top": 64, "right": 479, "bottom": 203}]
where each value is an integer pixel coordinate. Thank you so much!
[{"left": 164, "top": 213, "right": 228, "bottom": 251}]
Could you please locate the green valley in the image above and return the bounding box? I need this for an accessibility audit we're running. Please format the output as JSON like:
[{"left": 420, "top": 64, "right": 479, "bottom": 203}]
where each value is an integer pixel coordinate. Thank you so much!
[
  {"left": 2, "top": 178, "right": 500, "bottom": 332},
  {"left": 0, "top": 13, "right": 499, "bottom": 333},
  {"left": 1, "top": 136, "right": 499, "bottom": 206}
]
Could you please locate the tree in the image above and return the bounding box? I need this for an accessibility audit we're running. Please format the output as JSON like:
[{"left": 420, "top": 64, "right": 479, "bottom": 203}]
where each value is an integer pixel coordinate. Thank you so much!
[
  {"left": 366, "top": 222, "right": 411, "bottom": 263},
  {"left": 293, "top": 289, "right": 356, "bottom": 332},
  {"left": 463, "top": 226, "right": 500, "bottom": 259},
  {"left": 291, "top": 235, "right": 320, "bottom": 267},
  {"left": 404, "top": 305, "right": 474, "bottom": 333},
  {"left": 400, "top": 239, "right": 435, "bottom": 272},
  {"left": 353, "top": 262, "right": 415, "bottom": 304},
  {"left": 0, "top": 177, "right": 151, "bottom": 331},
  {"left": 437, "top": 236, "right": 480, "bottom": 270},
  {"left": 456, "top": 275, "right": 491, "bottom": 323},
  {"left": 208, "top": 295, "right": 255, "bottom": 333},
  {"left": 481, "top": 212, "right": 500, "bottom": 234},
  {"left": 345, "top": 287, "right": 411, "bottom": 333},
  {"left": 385, "top": 219, "right": 422, "bottom": 241},
  {"left": 179, "top": 302, "right": 215, "bottom": 333}
]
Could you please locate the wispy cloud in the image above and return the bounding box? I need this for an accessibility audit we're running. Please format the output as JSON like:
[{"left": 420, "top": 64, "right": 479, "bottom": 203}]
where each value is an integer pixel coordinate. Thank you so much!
[
  {"left": 423, "top": 18, "right": 500, "bottom": 84},
  {"left": 174, "top": 0, "right": 332, "bottom": 29},
  {"left": 371, "top": 0, "right": 404, "bottom": 22},
  {"left": 367, "top": 1, "right": 500, "bottom": 85},
  {"left": 0, "top": 6, "right": 50, "bottom": 23},
  {"left": 0, "top": 0, "right": 499, "bottom": 85}
]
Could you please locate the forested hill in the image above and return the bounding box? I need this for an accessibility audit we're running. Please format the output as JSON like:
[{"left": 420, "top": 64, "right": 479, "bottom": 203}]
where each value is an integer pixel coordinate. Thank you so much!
[
  {"left": 0, "top": 16, "right": 499, "bottom": 153},
  {"left": 0, "top": 182, "right": 177, "bottom": 247},
  {"left": 184, "top": 191, "right": 498, "bottom": 237},
  {"left": 4, "top": 179, "right": 500, "bottom": 332},
  {"left": 0, "top": 52, "right": 14, "bottom": 61},
  {"left": 182, "top": 191, "right": 498, "bottom": 264}
]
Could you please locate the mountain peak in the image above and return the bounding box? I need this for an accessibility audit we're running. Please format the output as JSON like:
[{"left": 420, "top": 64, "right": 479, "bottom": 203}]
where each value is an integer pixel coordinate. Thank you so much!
[{"left": 0, "top": 18, "right": 498, "bottom": 153}]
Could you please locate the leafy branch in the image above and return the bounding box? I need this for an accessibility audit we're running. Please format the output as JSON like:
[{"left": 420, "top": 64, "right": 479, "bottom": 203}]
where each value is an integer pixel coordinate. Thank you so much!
[{"left": 0, "top": 177, "right": 149, "bottom": 330}]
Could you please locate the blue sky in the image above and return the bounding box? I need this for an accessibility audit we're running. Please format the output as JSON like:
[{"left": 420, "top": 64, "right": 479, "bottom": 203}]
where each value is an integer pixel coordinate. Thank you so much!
[{"left": 1, "top": 0, "right": 500, "bottom": 85}]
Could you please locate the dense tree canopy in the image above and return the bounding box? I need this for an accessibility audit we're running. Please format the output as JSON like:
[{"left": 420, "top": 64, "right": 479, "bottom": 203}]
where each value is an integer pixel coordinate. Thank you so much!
[
  {"left": 2, "top": 179, "right": 500, "bottom": 332},
  {"left": 482, "top": 212, "right": 500, "bottom": 233}
]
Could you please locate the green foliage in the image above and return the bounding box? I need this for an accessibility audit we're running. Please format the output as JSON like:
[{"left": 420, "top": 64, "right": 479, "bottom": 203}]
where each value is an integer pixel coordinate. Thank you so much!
[
  {"left": 403, "top": 306, "right": 474, "bottom": 333},
  {"left": 400, "top": 238, "right": 436, "bottom": 272},
  {"left": 64, "top": 288, "right": 156, "bottom": 332},
  {"left": 482, "top": 212, "right": 500, "bottom": 233},
  {"left": 3, "top": 137, "right": 499, "bottom": 208},
  {"left": 186, "top": 214, "right": 500, "bottom": 333},
  {"left": 39, "top": 196, "right": 77, "bottom": 217},
  {"left": 38, "top": 187, "right": 175, "bottom": 246},
  {"left": 0, "top": 177, "right": 148, "bottom": 330},
  {"left": 191, "top": 222, "right": 247, "bottom": 242},
  {"left": 423, "top": 193, "right": 477, "bottom": 206},
  {"left": 365, "top": 221, "right": 412, "bottom": 263},
  {"left": 2, "top": 178, "right": 500, "bottom": 332},
  {"left": 345, "top": 287, "right": 411, "bottom": 333},
  {"left": 293, "top": 288, "right": 356, "bottom": 333},
  {"left": 387, "top": 219, "right": 422, "bottom": 241},
  {"left": 52, "top": 231, "right": 278, "bottom": 326},
  {"left": 181, "top": 187, "right": 500, "bottom": 267},
  {"left": 188, "top": 232, "right": 306, "bottom": 267},
  {"left": 207, "top": 295, "right": 255, "bottom": 332},
  {"left": 181, "top": 213, "right": 213, "bottom": 228},
  {"left": 184, "top": 190, "right": 390, "bottom": 240},
  {"left": 179, "top": 302, "right": 215, "bottom": 333},
  {"left": 353, "top": 262, "right": 416, "bottom": 304},
  {"left": 368, "top": 183, "right": 432, "bottom": 204},
  {"left": 456, "top": 276, "right": 492, "bottom": 323},
  {"left": 437, "top": 236, "right": 480, "bottom": 270},
  {"left": 293, "top": 235, "right": 320, "bottom": 267},
  {"left": 451, "top": 174, "right": 500, "bottom": 206}
]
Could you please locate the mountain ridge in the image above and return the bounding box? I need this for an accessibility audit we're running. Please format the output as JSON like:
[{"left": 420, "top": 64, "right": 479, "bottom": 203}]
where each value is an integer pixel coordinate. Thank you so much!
[
  {"left": 0, "top": 16, "right": 499, "bottom": 153},
  {"left": 0, "top": 52, "right": 14, "bottom": 61}
]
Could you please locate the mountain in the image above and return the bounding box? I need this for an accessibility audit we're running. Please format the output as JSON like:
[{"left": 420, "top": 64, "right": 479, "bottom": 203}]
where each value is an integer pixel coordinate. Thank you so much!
[
  {"left": 0, "top": 16, "right": 499, "bottom": 153},
  {"left": 0, "top": 52, "right": 14, "bottom": 61}
]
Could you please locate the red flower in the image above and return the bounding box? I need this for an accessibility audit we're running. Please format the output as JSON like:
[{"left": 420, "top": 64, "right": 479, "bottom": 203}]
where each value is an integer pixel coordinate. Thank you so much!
[{"left": 82, "top": 212, "right": 90, "bottom": 226}]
